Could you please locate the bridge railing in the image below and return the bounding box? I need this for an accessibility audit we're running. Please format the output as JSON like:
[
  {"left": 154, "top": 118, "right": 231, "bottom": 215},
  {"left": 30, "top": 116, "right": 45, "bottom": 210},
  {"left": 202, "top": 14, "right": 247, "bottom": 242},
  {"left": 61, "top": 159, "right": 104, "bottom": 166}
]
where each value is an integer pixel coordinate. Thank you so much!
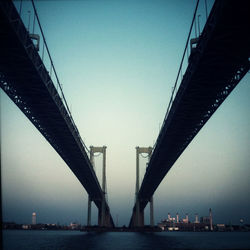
[
  {"left": 13, "top": 0, "right": 90, "bottom": 155},
  {"left": 153, "top": 0, "right": 214, "bottom": 153}
]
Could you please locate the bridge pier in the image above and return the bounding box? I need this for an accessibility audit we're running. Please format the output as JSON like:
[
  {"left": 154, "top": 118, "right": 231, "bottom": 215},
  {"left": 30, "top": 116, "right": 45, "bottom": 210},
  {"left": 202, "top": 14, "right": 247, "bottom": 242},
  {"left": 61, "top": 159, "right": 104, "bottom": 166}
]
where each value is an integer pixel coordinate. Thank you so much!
[
  {"left": 135, "top": 198, "right": 145, "bottom": 227},
  {"left": 130, "top": 207, "right": 144, "bottom": 228},
  {"left": 98, "top": 207, "right": 112, "bottom": 227},
  {"left": 98, "top": 209, "right": 101, "bottom": 226},
  {"left": 150, "top": 196, "right": 154, "bottom": 226}
]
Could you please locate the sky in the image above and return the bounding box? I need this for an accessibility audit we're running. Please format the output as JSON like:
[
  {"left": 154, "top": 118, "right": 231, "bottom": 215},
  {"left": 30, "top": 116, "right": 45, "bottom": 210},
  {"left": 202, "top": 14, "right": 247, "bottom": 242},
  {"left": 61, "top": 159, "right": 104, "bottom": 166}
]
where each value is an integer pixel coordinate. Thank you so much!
[{"left": 1, "top": 0, "right": 249, "bottom": 226}]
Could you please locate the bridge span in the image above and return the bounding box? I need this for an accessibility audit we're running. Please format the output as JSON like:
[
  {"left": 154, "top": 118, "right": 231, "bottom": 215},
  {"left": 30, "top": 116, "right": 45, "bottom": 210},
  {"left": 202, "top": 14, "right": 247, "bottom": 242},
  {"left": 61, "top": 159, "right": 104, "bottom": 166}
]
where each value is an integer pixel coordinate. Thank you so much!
[
  {"left": 0, "top": 1, "right": 114, "bottom": 227},
  {"left": 130, "top": 0, "right": 250, "bottom": 227}
]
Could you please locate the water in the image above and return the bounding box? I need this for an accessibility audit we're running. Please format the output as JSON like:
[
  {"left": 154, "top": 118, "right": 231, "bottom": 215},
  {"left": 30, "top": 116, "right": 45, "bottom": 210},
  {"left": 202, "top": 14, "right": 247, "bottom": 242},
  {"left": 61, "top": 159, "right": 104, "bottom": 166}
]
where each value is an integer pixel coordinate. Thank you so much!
[{"left": 3, "top": 230, "right": 250, "bottom": 250}]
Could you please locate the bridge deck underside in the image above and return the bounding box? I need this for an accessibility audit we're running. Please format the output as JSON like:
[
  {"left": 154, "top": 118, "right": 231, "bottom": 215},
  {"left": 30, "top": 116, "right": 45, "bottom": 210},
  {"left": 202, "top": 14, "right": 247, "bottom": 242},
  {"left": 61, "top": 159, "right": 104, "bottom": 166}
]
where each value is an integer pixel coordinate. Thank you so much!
[
  {"left": 0, "top": 1, "right": 112, "bottom": 219},
  {"left": 137, "top": 0, "right": 250, "bottom": 211}
]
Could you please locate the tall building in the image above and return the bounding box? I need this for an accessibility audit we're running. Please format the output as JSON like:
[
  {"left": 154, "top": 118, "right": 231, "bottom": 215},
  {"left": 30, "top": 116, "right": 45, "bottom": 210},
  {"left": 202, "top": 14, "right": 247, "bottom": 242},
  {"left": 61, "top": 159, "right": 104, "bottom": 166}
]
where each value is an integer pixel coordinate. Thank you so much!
[
  {"left": 32, "top": 212, "right": 36, "bottom": 225},
  {"left": 183, "top": 213, "right": 189, "bottom": 223},
  {"left": 195, "top": 214, "right": 199, "bottom": 223},
  {"left": 167, "top": 213, "right": 171, "bottom": 221},
  {"left": 209, "top": 208, "right": 213, "bottom": 231}
]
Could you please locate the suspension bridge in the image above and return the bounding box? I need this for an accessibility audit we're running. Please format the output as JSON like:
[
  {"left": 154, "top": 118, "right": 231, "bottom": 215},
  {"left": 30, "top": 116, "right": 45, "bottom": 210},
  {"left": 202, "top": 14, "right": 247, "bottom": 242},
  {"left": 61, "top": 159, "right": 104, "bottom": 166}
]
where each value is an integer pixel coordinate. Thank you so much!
[{"left": 0, "top": 0, "right": 249, "bottom": 229}]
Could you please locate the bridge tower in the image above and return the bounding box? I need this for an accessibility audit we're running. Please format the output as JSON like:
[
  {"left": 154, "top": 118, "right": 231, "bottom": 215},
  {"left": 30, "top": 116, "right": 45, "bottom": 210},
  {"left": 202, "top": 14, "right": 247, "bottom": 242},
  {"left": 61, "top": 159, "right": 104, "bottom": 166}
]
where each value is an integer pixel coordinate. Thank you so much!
[
  {"left": 87, "top": 146, "right": 109, "bottom": 227},
  {"left": 134, "top": 146, "right": 153, "bottom": 227}
]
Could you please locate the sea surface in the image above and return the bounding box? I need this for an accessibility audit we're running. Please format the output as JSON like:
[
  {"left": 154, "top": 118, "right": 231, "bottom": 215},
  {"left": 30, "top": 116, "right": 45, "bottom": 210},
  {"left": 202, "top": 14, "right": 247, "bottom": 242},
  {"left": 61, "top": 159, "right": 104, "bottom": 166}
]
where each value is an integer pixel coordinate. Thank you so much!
[{"left": 3, "top": 230, "right": 250, "bottom": 250}]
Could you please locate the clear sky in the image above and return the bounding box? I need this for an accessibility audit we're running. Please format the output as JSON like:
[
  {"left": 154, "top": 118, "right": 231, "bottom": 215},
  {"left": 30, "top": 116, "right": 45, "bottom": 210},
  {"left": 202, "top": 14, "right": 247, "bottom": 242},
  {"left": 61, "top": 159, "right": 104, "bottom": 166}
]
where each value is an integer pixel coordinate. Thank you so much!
[{"left": 1, "top": 0, "right": 249, "bottom": 226}]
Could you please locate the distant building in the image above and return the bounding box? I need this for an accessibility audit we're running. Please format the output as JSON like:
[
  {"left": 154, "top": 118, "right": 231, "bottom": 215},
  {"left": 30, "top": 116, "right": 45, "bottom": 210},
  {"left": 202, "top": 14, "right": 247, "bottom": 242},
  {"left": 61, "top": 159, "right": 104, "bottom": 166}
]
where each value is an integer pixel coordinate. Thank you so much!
[
  {"left": 159, "top": 209, "right": 215, "bottom": 232},
  {"left": 22, "top": 224, "right": 29, "bottom": 230},
  {"left": 209, "top": 208, "right": 213, "bottom": 231},
  {"left": 200, "top": 216, "right": 210, "bottom": 224},
  {"left": 32, "top": 212, "right": 36, "bottom": 225},
  {"left": 157, "top": 222, "right": 165, "bottom": 231},
  {"left": 167, "top": 213, "right": 175, "bottom": 222},
  {"left": 182, "top": 214, "right": 189, "bottom": 223},
  {"left": 167, "top": 213, "right": 171, "bottom": 221},
  {"left": 216, "top": 224, "right": 225, "bottom": 231},
  {"left": 69, "top": 222, "right": 79, "bottom": 230},
  {"left": 195, "top": 214, "right": 199, "bottom": 223}
]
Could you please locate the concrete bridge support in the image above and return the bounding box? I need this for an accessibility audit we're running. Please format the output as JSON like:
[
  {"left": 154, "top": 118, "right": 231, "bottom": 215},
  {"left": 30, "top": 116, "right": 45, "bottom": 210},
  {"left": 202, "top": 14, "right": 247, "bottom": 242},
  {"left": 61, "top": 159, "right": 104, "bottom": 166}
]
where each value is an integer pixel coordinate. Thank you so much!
[
  {"left": 150, "top": 196, "right": 154, "bottom": 227},
  {"left": 130, "top": 207, "right": 144, "bottom": 228},
  {"left": 98, "top": 207, "right": 112, "bottom": 227}
]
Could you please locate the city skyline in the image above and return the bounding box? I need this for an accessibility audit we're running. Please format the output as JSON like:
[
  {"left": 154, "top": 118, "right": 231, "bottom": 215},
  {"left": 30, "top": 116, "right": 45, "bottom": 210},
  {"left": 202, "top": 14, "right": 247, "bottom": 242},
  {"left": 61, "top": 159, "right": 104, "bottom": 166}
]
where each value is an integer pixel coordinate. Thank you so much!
[
  {"left": 1, "top": 0, "right": 250, "bottom": 226},
  {"left": 4, "top": 208, "right": 242, "bottom": 227}
]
